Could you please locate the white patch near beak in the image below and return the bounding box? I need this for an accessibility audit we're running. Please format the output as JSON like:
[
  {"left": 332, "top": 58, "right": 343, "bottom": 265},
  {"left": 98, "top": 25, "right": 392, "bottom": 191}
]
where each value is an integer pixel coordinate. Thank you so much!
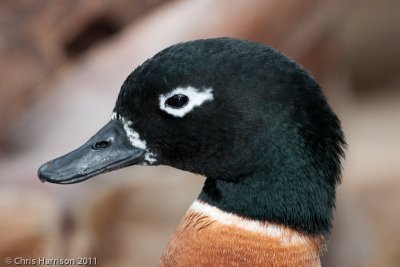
[
  {"left": 159, "top": 86, "right": 214, "bottom": 118},
  {"left": 111, "top": 112, "right": 157, "bottom": 165}
]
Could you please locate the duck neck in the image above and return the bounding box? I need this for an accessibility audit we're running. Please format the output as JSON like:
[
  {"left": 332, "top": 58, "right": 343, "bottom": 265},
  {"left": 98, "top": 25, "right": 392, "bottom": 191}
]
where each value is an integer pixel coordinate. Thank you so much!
[{"left": 198, "top": 171, "right": 335, "bottom": 235}]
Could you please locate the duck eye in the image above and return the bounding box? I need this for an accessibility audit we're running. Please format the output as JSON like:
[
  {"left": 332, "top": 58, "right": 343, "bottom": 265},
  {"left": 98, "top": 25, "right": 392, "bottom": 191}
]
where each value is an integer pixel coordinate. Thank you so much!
[{"left": 165, "top": 94, "right": 189, "bottom": 109}]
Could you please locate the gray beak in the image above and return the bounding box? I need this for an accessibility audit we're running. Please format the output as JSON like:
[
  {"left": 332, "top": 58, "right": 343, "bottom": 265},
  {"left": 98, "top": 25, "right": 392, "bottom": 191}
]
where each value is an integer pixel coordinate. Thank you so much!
[{"left": 38, "top": 120, "right": 145, "bottom": 184}]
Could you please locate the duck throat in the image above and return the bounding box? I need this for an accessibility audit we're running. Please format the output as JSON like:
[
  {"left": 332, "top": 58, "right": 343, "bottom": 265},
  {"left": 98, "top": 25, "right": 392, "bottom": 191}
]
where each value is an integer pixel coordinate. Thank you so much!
[
  {"left": 160, "top": 200, "right": 325, "bottom": 267},
  {"left": 198, "top": 173, "right": 336, "bottom": 235}
]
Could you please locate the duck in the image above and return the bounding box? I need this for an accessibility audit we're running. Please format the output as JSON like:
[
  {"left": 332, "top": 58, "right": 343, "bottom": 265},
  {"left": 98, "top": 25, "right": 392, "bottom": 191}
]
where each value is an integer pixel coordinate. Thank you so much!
[{"left": 38, "top": 37, "right": 345, "bottom": 267}]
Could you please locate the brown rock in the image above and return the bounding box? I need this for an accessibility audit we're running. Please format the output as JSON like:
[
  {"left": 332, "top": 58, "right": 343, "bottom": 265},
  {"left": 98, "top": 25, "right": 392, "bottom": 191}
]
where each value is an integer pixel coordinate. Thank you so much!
[{"left": 0, "top": 0, "right": 171, "bottom": 150}]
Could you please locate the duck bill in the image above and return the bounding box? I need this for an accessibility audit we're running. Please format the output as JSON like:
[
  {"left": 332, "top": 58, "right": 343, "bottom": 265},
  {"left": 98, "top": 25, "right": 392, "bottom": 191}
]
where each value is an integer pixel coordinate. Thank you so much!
[{"left": 37, "top": 120, "right": 145, "bottom": 184}]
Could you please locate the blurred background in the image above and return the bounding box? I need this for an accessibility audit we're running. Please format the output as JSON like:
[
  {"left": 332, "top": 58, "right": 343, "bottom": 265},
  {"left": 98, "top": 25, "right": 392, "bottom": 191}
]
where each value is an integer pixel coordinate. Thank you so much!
[{"left": 0, "top": 0, "right": 399, "bottom": 266}]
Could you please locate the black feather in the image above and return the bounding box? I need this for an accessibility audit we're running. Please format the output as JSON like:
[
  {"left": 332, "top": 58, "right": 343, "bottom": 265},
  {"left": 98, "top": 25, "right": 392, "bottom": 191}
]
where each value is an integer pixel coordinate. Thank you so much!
[{"left": 114, "top": 38, "right": 346, "bottom": 235}]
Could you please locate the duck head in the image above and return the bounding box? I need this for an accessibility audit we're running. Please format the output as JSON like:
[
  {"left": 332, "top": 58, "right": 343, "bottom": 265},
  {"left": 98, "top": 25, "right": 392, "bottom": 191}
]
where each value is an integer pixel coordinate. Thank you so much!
[{"left": 38, "top": 38, "right": 345, "bottom": 235}]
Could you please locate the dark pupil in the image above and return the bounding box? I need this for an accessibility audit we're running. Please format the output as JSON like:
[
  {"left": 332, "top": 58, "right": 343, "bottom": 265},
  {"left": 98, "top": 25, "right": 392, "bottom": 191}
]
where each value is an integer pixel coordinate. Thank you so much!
[{"left": 166, "top": 94, "right": 189, "bottom": 108}]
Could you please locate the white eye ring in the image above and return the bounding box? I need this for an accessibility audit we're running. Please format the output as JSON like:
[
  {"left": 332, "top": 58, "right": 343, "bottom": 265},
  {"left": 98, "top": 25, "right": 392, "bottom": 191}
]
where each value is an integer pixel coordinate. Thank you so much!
[{"left": 159, "top": 86, "right": 214, "bottom": 118}]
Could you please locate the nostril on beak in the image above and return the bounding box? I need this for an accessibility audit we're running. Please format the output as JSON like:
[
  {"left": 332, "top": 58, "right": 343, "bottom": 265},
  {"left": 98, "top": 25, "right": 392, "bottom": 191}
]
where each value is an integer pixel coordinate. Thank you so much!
[{"left": 92, "top": 140, "right": 111, "bottom": 150}]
